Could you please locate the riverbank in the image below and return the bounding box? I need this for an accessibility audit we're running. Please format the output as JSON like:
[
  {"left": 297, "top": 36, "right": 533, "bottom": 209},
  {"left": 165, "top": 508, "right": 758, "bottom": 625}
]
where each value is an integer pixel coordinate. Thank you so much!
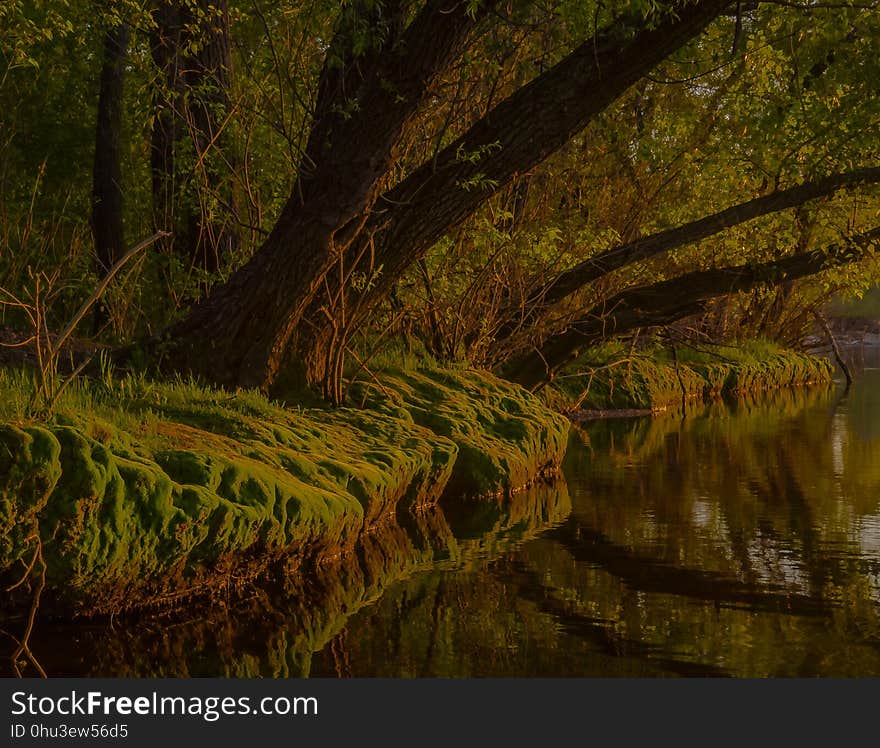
[
  {"left": 19, "top": 484, "right": 571, "bottom": 677},
  {"left": 9, "top": 353, "right": 878, "bottom": 679},
  {"left": 0, "top": 366, "right": 569, "bottom": 617},
  {"left": 545, "top": 341, "right": 834, "bottom": 414},
  {"left": 0, "top": 343, "right": 834, "bottom": 618}
]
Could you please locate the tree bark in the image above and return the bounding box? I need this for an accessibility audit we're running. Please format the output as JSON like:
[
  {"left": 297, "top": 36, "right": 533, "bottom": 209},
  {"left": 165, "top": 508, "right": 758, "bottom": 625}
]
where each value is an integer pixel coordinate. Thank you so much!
[
  {"left": 290, "top": 0, "right": 733, "bottom": 390},
  {"left": 493, "top": 165, "right": 880, "bottom": 342},
  {"left": 503, "top": 225, "right": 880, "bottom": 389},
  {"left": 91, "top": 20, "right": 130, "bottom": 275},
  {"left": 160, "top": 1, "right": 492, "bottom": 389}
]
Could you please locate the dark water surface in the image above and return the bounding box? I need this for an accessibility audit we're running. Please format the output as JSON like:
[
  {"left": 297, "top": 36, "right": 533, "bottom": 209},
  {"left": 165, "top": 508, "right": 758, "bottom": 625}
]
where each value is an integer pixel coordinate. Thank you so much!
[{"left": 15, "top": 361, "right": 880, "bottom": 677}]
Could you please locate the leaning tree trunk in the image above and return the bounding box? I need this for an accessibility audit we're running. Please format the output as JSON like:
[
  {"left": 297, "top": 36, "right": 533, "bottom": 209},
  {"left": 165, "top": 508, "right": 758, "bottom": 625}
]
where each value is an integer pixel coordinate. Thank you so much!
[
  {"left": 155, "top": 0, "right": 730, "bottom": 395},
  {"left": 287, "top": 0, "right": 732, "bottom": 396},
  {"left": 157, "top": 0, "right": 494, "bottom": 391},
  {"left": 502, "top": 226, "right": 880, "bottom": 390},
  {"left": 491, "top": 166, "right": 880, "bottom": 344}
]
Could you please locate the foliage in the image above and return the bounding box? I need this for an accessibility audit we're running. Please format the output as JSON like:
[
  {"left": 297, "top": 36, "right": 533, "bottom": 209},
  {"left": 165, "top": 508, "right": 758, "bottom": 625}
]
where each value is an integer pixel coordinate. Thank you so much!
[{"left": 0, "top": 1, "right": 877, "bottom": 371}]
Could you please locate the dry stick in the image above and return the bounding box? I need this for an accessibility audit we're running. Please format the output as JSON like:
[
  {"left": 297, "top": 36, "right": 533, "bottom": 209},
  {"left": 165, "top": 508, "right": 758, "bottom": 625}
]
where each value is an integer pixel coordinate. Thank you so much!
[
  {"left": 5, "top": 540, "right": 40, "bottom": 593},
  {"left": 53, "top": 231, "right": 169, "bottom": 355},
  {"left": 0, "top": 273, "right": 55, "bottom": 411},
  {"left": 814, "top": 312, "right": 853, "bottom": 388},
  {"left": 568, "top": 359, "right": 633, "bottom": 410},
  {"left": 344, "top": 309, "right": 407, "bottom": 401},
  {"left": 0, "top": 289, "right": 38, "bottom": 348},
  {"left": 332, "top": 234, "right": 391, "bottom": 403},
  {"left": 669, "top": 337, "right": 689, "bottom": 413},
  {"left": 344, "top": 345, "right": 392, "bottom": 402},
  {"left": 6, "top": 534, "right": 47, "bottom": 678},
  {"left": 42, "top": 354, "right": 97, "bottom": 415},
  {"left": 555, "top": 359, "right": 632, "bottom": 381},
  {"left": 317, "top": 230, "right": 380, "bottom": 404},
  {"left": 28, "top": 232, "right": 168, "bottom": 411},
  {"left": 34, "top": 274, "right": 46, "bottom": 397}
]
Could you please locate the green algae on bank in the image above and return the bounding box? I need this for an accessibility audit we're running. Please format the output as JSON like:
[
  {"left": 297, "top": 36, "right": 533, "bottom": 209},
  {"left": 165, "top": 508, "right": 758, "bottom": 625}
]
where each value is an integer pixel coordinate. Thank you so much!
[
  {"left": 0, "top": 366, "right": 569, "bottom": 616},
  {"left": 351, "top": 367, "right": 571, "bottom": 498},
  {"left": 546, "top": 341, "right": 834, "bottom": 412},
  {"left": 15, "top": 482, "right": 572, "bottom": 677}
]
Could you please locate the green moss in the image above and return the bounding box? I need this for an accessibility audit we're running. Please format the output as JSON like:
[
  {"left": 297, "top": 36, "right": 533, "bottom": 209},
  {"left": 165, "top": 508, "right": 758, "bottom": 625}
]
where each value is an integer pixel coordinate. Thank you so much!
[
  {"left": 0, "top": 425, "right": 62, "bottom": 564},
  {"left": 0, "top": 364, "right": 567, "bottom": 614},
  {"left": 73, "top": 484, "right": 571, "bottom": 678},
  {"left": 548, "top": 342, "right": 834, "bottom": 412},
  {"left": 352, "top": 367, "right": 570, "bottom": 497}
]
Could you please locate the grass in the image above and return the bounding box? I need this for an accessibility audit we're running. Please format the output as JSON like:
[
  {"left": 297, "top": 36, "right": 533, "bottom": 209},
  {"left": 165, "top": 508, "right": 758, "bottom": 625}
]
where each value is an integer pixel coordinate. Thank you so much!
[
  {"left": 0, "top": 363, "right": 569, "bottom": 616},
  {"left": 546, "top": 340, "right": 835, "bottom": 411},
  {"left": 0, "top": 338, "right": 831, "bottom": 615}
]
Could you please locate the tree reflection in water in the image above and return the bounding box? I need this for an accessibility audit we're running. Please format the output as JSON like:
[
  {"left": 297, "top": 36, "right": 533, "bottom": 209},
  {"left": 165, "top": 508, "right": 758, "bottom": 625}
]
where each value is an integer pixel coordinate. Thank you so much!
[{"left": 12, "top": 369, "right": 880, "bottom": 677}]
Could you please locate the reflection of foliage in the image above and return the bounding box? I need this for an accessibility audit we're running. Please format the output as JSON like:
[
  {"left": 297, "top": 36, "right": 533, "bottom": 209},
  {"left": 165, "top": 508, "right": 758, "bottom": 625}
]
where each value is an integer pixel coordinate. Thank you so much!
[
  {"left": 556, "top": 376, "right": 880, "bottom": 676},
  {"left": 11, "top": 379, "right": 880, "bottom": 677},
  {"left": 1, "top": 482, "right": 571, "bottom": 677}
]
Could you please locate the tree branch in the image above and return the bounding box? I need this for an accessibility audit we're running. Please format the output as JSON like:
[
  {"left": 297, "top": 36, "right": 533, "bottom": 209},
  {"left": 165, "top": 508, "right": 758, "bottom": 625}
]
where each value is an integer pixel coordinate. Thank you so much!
[
  {"left": 504, "top": 225, "right": 880, "bottom": 389},
  {"left": 495, "top": 165, "right": 880, "bottom": 340},
  {"left": 333, "top": 0, "right": 734, "bottom": 325},
  {"left": 287, "top": 0, "right": 495, "bottom": 226}
]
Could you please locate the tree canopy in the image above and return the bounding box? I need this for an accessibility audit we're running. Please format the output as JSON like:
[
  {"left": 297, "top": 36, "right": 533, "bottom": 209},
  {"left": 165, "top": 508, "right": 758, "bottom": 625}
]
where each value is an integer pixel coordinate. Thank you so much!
[{"left": 1, "top": 0, "right": 878, "bottom": 401}]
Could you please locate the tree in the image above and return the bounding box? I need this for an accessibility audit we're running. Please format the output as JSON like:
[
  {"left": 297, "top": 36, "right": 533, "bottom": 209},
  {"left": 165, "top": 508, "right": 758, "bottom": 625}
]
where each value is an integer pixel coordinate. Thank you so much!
[
  {"left": 492, "top": 166, "right": 880, "bottom": 344},
  {"left": 156, "top": 0, "right": 734, "bottom": 397},
  {"left": 91, "top": 9, "right": 130, "bottom": 284},
  {"left": 503, "top": 225, "right": 880, "bottom": 389},
  {"left": 3, "top": 0, "right": 878, "bottom": 399},
  {"left": 150, "top": 0, "right": 238, "bottom": 277}
]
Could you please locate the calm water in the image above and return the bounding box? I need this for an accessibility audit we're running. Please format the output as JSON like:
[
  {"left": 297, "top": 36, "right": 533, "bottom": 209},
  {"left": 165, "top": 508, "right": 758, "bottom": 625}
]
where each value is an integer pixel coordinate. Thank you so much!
[{"left": 11, "top": 359, "right": 880, "bottom": 677}]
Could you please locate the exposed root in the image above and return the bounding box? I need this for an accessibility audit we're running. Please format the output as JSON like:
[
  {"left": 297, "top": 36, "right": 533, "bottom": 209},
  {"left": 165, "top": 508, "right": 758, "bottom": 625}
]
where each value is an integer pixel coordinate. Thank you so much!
[{"left": 4, "top": 533, "right": 47, "bottom": 678}]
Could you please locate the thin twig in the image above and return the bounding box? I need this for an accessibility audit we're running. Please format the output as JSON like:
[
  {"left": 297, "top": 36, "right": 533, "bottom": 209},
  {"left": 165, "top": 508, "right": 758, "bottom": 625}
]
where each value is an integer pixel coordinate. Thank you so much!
[
  {"left": 7, "top": 534, "right": 47, "bottom": 678},
  {"left": 53, "top": 232, "right": 169, "bottom": 355}
]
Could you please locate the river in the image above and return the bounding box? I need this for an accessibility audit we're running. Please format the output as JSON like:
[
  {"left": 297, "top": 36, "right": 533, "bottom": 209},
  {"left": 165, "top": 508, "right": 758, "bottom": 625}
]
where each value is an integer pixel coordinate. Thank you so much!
[{"left": 14, "top": 354, "right": 880, "bottom": 677}]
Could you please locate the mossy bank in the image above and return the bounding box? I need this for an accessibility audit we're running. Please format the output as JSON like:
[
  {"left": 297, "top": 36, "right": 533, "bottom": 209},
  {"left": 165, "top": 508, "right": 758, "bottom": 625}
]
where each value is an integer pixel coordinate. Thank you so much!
[
  {"left": 0, "top": 342, "right": 834, "bottom": 617},
  {"left": 0, "top": 366, "right": 569, "bottom": 617},
  {"left": 546, "top": 341, "right": 834, "bottom": 413}
]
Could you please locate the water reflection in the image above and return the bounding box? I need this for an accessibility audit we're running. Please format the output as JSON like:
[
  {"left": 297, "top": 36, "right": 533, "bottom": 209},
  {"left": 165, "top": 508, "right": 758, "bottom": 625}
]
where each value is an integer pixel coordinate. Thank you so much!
[
  {"left": 7, "top": 364, "right": 880, "bottom": 677},
  {"left": 307, "top": 379, "right": 879, "bottom": 677},
  {"left": 8, "top": 482, "right": 571, "bottom": 677}
]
